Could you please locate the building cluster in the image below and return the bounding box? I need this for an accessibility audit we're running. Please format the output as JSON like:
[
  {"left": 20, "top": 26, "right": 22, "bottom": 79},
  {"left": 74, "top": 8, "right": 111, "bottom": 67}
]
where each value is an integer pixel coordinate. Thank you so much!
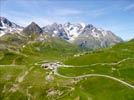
[{"left": 41, "top": 62, "right": 62, "bottom": 70}]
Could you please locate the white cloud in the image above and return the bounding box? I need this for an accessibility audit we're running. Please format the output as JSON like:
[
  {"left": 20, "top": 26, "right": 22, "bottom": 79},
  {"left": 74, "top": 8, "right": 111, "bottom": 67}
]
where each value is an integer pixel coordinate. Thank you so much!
[
  {"left": 51, "top": 8, "right": 105, "bottom": 18},
  {"left": 1, "top": 11, "right": 68, "bottom": 27},
  {"left": 51, "top": 8, "right": 82, "bottom": 16},
  {"left": 88, "top": 8, "right": 106, "bottom": 18},
  {"left": 124, "top": 4, "right": 134, "bottom": 11}
]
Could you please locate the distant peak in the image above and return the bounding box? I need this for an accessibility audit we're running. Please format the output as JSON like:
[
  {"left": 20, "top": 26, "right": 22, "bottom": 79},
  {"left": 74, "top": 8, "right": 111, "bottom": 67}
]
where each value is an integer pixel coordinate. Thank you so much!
[
  {"left": 64, "top": 22, "right": 71, "bottom": 26},
  {"left": 66, "top": 22, "right": 71, "bottom": 24},
  {"left": 0, "top": 16, "right": 6, "bottom": 20},
  {"left": 85, "top": 24, "right": 94, "bottom": 29},
  {"left": 51, "top": 22, "right": 59, "bottom": 26},
  {"left": 30, "top": 22, "right": 38, "bottom": 25},
  {"left": 0, "top": 17, "right": 9, "bottom": 22},
  {"left": 23, "top": 21, "right": 42, "bottom": 34},
  {"left": 27, "top": 22, "right": 41, "bottom": 28}
]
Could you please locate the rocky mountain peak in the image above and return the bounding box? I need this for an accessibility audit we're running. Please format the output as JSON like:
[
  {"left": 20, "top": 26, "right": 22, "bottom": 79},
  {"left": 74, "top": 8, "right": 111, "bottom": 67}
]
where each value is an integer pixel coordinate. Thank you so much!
[
  {"left": 30, "top": 22, "right": 38, "bottom": 26},
  {"left": 0, "top": 17, "right": 123, "bottom": 49},
  {"left": 23, "top": 22, "right": 43, "bottom": 34},
  {"left": 85, "top": 24, "right": 94, "bottom": 29},
  {"left": 0, "top": 16, "right": 23, "bottom": 36},
  {"left": 64, "top": 22, "right": 71, "bottom": 27}
]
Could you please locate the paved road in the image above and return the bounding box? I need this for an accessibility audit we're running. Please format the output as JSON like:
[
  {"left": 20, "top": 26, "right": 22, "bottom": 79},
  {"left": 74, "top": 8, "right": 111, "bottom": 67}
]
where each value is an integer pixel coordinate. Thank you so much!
[{"left": 54, "top": 66, "right": 134, "bottom": 89}]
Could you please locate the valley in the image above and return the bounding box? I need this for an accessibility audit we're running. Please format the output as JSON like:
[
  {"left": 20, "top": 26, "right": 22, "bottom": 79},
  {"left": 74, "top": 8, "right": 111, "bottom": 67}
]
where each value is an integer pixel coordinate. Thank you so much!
[
  {"left": 0, "top": 15, "right": 134, "bottom": 100},
  {"left": 0, "top": 39, "right": 134, "bottom": 100},
  {"left": 1, "top": 0, "right": 134, "bottom": 99}
]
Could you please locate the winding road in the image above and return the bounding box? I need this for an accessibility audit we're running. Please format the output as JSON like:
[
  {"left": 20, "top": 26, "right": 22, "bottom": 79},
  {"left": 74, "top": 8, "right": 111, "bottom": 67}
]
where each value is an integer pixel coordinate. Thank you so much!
[
  {"left": 53, "top": 58, "right": 134, "bottom": 89},
  {"left": 55, "top": 72, "right": 134, "bottom": 89}
]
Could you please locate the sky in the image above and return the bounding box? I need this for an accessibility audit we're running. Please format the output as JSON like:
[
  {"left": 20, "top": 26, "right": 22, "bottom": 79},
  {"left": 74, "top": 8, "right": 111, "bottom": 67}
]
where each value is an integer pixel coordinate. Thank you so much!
[{"left": 0, "top": 0, "right": 134, "bottom": 40}]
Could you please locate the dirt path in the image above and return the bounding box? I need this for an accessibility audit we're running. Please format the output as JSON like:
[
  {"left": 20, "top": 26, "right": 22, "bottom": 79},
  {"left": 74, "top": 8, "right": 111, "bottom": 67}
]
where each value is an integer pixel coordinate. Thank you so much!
[
  {"left": 90, "top": 57, "right": 134, "bottom": 66},
  {"left": 62, "top": 58, "right": 134, "bottom": 68},
  {"left": 0, "top": 65, "right": 24, "bottom": 67},
  {"left": 17, "top": 66, "right": 34, "bottom": 83},
  {"left": 8, "top": 66, "right": 34, "bottom": 92}
]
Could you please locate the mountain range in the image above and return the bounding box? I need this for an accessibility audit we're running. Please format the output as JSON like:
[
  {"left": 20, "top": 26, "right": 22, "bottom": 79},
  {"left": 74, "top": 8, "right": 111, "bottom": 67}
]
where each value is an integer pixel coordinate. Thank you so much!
[
  {"left": 0, "top": 17, "right": 123, "bottom": 49},
  {"left": 0, "top": 17, "right": 134, "bottom": 100}
]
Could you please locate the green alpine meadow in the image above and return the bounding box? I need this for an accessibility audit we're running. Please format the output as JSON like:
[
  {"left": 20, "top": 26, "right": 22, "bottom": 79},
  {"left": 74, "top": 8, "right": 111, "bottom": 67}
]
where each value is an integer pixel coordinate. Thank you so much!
[{"left": 0, "top": 0, "right": 134, "bottom": 100}]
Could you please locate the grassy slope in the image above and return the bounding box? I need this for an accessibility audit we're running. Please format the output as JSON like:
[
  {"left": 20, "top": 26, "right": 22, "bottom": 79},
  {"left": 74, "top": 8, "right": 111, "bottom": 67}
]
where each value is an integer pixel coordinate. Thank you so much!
[
  {"left": 0, "top": 36, "right": 80, "bottom": 65},
  {"left": 64, "top": 39, "right": 134, "bottom": 66},
  {"left": 0, "top": 39, "right": 134, "bottom": 100},
  {"left": 58, "top": 39, "right": 134, "bottom": 100},
  {"left": 0, "top": 36, "right": 81, "bottom": 99},
  {"left": 21, "top": 37, "right": 80, "bottom": 61}
]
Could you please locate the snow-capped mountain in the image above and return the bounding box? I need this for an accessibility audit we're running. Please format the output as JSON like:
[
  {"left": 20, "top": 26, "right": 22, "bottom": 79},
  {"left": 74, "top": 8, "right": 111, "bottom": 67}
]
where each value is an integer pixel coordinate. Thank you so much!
[
  {"left": 63, "top": 22, "right": 85, "bottom": 41},
  {"left": 74, "top": 25, "right": 123, "bottom": 49},
  {"left": 0, "top": 17, "right": 23, "bottom": 37},
  {"left": 42, "top": 22, "right": 86, "bottom": 42},
  {"left": 0, "top": 17, "right": 123, "bottom": 49},
  {"left": 42, "top": 23, "right": 69, "bottom": 40},
  {"left": 42, "top": 22, "right": 123, "bottom": 48}
]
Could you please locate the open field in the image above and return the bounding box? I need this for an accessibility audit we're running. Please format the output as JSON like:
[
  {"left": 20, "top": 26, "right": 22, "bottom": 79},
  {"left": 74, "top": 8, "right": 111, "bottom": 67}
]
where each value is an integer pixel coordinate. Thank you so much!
[{"left": 0, "top": 39, "right": 134, "bottom": 100}]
